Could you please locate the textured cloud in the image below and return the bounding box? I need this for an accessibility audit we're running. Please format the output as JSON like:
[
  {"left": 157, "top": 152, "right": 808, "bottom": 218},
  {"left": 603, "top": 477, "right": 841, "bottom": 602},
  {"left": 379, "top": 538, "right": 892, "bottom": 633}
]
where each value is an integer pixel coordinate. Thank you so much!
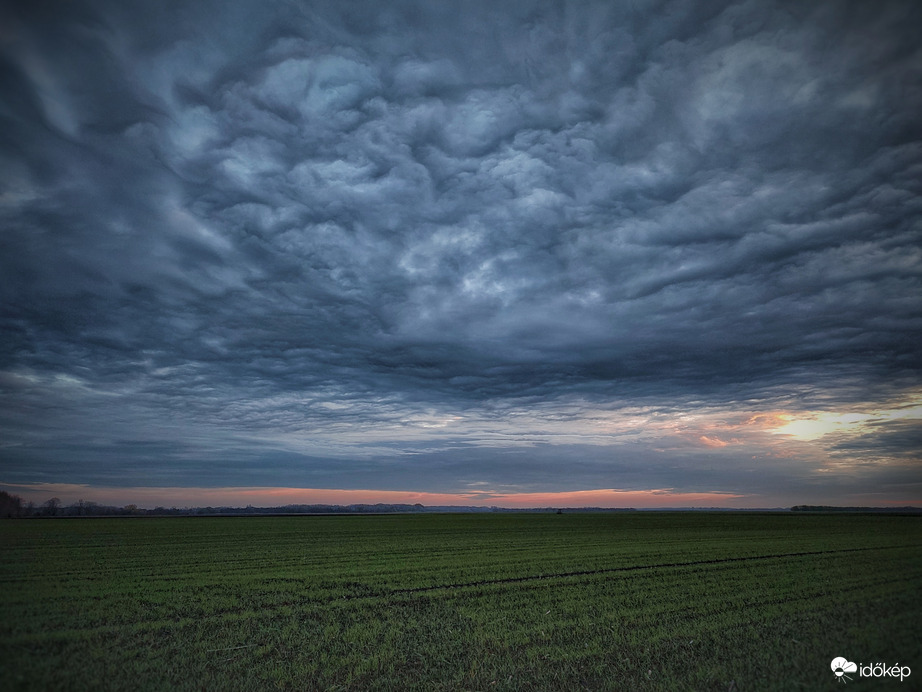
[{"left": 1, "top": 0, "right": 920, "bottom": 505}]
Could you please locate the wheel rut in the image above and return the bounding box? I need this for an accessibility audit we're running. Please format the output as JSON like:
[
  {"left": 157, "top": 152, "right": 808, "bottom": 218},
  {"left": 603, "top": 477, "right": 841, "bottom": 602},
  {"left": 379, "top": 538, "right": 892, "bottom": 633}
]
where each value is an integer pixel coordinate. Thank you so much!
[{"left": 377, "top": 543, "right": 921, "bottom": 598}]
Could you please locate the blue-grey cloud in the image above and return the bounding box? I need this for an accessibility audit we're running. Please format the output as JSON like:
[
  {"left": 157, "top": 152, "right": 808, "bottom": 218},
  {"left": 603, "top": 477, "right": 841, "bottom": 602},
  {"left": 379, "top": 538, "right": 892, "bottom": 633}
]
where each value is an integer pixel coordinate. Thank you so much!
[{"left": 1, "top": 0, "right": 920, "bottom": 503}]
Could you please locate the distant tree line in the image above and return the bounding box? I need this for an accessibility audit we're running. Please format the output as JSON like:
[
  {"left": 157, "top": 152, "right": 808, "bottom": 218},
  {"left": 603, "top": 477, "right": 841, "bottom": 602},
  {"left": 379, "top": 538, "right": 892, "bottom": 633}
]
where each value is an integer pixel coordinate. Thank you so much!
[
  {"left": 0, "top": 491, "right": 148, "bottom": 517},
  {"left": 0, "top": 491, "right": 646, "bottom": 517},
  {"left": 10, "top": 492, "right": 916, "bottom": 518},
  {"left": 790, "top": 505, "right": 922, "bottom": 513}
]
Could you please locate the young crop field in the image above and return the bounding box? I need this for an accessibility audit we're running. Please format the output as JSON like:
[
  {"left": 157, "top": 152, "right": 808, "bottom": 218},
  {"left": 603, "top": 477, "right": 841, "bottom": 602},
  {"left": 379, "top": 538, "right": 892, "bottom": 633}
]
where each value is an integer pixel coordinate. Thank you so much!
[{"left": 1, "top": 512, "right": 920, "bottom": 691}]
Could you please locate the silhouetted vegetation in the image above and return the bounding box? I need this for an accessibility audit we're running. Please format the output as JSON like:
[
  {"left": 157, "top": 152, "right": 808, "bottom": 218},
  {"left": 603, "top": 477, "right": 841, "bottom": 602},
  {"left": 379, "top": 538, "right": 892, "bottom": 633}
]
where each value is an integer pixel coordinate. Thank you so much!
[
  {"left": 0, "top": 493, "right": 642, "bottom": 517},
  {"left": 3, "top": 492, "right": 920, "bottom": 518},
  {"left": 791, "top": 505, "right": 922, "bottom": 513},
  {"left": 0, "top": 491, "right": 23, "bottom": 518}
]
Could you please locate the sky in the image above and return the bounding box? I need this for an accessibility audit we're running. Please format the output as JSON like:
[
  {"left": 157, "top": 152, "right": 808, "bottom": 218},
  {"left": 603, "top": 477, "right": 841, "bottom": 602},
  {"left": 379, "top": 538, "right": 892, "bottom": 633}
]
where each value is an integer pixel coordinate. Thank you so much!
[{"left": 1, "top": 0, "right": 920, "bottom": 509}]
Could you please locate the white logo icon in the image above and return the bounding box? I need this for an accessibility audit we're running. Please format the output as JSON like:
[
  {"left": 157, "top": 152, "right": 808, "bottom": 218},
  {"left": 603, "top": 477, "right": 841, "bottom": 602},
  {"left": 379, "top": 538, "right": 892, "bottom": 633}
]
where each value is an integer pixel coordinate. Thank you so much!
[{"left": 831, "top": 657, "right": 858, "bottom": 683}]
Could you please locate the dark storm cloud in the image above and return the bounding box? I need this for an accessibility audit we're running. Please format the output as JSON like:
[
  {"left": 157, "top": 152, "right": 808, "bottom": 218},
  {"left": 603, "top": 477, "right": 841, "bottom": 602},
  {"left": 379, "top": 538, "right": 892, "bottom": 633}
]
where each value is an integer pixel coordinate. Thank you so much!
[
  {"left": 830, "top": 419, "right": 922, "bottom": 462},
  {"left": 1, "top": 0, "right": 920, "bottom": 496}
]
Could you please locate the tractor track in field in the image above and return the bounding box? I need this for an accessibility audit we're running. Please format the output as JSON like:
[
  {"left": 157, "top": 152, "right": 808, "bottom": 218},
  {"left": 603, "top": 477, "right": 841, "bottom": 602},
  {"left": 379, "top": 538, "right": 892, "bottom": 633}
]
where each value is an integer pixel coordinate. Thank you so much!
[
  {"left": 3, "top": 543, "right": 918, "bottom": 645},
  {"left": 376, "top": 543, "right": 922, "bottom": 598}
]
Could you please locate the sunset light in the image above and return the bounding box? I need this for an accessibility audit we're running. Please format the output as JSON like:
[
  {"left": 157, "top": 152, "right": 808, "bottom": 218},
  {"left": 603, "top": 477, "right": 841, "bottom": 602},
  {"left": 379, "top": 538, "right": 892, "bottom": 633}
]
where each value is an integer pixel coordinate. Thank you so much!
[
  {"left": 1, "top": 0, "right": 919, "bottom": 510},
  {"left": 2, "top": 2, "right": 920, "bottom": 688}
]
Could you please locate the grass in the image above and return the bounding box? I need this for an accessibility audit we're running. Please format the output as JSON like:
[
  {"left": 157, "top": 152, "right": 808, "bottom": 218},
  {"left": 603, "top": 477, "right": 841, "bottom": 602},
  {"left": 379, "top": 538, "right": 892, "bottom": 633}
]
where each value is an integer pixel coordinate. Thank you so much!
[{"left": 1, "top": 512, "right": 920, "bottom": 690}]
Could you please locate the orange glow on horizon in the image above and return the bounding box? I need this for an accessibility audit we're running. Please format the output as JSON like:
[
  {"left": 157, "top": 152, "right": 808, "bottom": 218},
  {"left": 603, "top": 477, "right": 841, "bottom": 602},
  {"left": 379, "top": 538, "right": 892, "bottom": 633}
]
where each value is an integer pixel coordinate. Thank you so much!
[{"left": 1, "top": 482, "right": 749, "bottom": 509}]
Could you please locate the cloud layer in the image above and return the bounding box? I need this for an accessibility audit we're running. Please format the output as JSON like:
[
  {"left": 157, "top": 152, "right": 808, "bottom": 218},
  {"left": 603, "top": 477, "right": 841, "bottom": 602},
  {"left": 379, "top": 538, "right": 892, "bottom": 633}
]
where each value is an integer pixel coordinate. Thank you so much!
[{"left": 1, "top": 0, "right": 920, "bottom": 506}]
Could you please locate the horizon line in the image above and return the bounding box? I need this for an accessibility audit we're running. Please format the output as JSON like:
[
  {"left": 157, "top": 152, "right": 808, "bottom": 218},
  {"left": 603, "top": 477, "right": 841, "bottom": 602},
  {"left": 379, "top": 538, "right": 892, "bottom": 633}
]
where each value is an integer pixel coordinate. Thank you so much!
[{"left": 3, "top": 482, "right": 920, "bottom": 511}]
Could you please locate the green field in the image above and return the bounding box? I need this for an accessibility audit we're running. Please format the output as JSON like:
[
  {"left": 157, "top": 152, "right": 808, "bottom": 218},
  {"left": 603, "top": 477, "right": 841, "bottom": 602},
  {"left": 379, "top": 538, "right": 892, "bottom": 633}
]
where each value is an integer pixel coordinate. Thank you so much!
[{"left": 1, "top": 512, "right": 920, "bottom": 691}]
